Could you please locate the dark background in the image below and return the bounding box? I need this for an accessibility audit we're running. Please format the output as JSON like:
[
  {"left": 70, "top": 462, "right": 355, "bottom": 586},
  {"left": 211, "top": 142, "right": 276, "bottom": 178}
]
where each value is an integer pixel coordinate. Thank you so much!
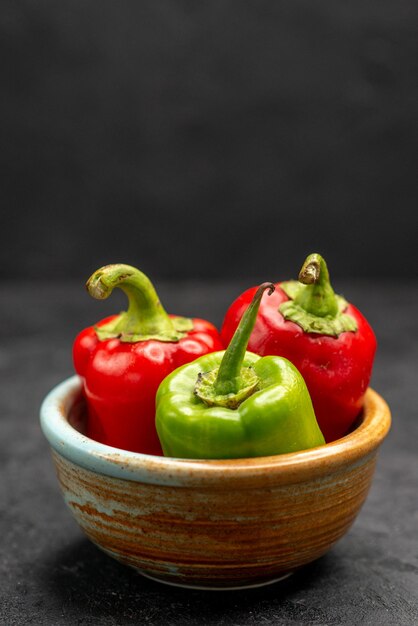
[
  {"left": 1, "top": 4, "right": 418, "bottom": 625},
  {"left": 2, "top": 0, "right": 418, "bottom": 283}
]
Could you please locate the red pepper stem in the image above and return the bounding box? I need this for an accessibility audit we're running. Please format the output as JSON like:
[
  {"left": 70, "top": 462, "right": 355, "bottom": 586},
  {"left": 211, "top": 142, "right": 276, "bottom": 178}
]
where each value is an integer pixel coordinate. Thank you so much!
[
  {"left": 214, "top": 283, "right": 275, "bottom": 396},
  {"left": 86, "top": 264, "right": 179, "bottom": 341},
  {"left": 295, "top": 253, "right": 339, "bottom": 318}
]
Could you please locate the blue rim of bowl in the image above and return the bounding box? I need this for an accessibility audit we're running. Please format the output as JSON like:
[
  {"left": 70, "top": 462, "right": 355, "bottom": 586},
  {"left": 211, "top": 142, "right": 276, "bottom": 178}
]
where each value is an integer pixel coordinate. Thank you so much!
[{"left": 40, "top": 376, "right": 391, "bottom": 487}]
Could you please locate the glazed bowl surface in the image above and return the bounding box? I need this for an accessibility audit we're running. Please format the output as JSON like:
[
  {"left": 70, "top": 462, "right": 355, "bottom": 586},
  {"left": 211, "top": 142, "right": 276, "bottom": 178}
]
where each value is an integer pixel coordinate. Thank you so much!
[{"left": 40, "top": 376, "right": 391, "bottom": 589}]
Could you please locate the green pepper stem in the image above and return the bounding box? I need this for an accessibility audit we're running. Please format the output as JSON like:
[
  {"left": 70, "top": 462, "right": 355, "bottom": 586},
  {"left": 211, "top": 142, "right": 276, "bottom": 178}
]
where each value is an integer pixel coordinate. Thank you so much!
[
  {"left": 214, "top": 282, "right": 275, "bottom": 396},
  {"left": 86, "top": 264, "right": 178, "bottom": 340},
  {"left": 294, "top": 253, "right": 339, "bottom": 318}
]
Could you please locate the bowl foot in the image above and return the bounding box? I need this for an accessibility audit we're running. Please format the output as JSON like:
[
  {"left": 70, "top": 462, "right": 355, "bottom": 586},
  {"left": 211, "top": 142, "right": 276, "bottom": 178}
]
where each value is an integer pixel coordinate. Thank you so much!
[{"left": 136, "top": 569, "right": 294, "bottom": 591}]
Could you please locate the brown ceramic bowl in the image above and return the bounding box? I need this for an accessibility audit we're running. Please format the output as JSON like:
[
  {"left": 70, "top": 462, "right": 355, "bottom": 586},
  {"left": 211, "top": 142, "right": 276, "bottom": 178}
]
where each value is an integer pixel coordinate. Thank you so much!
[{"left": 40, "top": 376, "right": 391, "bottom": 589}]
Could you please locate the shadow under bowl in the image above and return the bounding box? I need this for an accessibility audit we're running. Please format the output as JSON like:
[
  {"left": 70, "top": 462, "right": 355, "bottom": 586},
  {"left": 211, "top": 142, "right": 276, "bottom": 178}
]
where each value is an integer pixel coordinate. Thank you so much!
[{"left": 40, "top": 376, "right": 391, "bottom": 590}]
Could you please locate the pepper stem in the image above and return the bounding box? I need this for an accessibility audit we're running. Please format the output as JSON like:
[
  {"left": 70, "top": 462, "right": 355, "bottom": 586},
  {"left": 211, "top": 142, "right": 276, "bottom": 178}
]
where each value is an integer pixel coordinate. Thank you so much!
[
  {"left": 87, "top": 264, "right": 193, "bottom": 343},
  {"left": 215, "top": 282, "right": 275, "bottom": 394},
  {"left": 279, "top": 253, "right": 358, "bottom": 336},
  {"left": 194, "top": 282, "right": 274, "bottom": 408},
  {"left": 294, "top": 253, "right": 339, "bottom": 318}
]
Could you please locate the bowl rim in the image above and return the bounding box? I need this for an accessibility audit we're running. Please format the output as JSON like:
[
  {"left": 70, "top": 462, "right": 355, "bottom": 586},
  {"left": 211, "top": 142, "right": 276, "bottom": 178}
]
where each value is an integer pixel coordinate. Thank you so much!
[{"left": 40, "top": 375, "right": 391, "bottom": 487}]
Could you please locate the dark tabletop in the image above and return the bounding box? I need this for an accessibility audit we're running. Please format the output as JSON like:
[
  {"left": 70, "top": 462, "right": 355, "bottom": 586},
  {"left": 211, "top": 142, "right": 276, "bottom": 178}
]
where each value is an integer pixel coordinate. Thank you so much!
[{"left": 1, "top": 280, "right": 417, "bottom": 626}]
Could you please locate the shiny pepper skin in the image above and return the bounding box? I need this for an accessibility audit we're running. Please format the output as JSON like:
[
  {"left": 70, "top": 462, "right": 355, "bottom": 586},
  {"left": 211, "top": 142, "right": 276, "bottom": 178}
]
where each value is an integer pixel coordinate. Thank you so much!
[
  {"left": 221, "top": 254, "right": 377, "bottom": 442},
  {"left": 156, "top": 283, "right": 325, "bottom": 459},
  {"left": 73, "top": 265, "right": 223, "bottom": 455}
]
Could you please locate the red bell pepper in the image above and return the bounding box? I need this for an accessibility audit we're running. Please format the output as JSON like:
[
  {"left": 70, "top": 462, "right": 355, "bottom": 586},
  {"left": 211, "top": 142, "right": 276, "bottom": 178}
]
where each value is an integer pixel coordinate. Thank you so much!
[
  {"left": 73, "top": 264, "right": 223, "bottom": 454},
  {"left": 221, "top": 253, "right": 376, "bottom": 442}
]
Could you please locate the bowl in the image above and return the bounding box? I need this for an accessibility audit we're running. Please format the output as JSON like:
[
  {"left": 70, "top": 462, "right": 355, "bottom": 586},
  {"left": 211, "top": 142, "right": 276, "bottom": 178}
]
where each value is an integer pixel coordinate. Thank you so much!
[{"left": 40, "top": 376, "right": 391, "bottom": 590}]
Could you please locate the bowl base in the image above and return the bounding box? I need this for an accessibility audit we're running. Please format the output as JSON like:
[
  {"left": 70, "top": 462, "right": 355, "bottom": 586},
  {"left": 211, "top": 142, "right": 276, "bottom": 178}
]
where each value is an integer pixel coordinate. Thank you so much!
[{"left": 136, "top": 569, "right": 294, "bottom": 591}]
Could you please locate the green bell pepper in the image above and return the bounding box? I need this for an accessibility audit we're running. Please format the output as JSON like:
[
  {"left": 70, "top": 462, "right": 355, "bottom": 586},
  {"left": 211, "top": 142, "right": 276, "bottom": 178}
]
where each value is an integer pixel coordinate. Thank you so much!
[{"left": 156, "top": 283, "right": 325, "bottom": 459}]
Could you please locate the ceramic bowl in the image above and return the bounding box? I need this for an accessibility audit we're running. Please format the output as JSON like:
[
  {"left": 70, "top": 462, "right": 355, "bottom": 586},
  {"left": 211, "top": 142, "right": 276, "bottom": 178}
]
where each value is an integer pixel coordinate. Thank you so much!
[{"left": 40, "top": 376, "right": 391, "bottom": 590}]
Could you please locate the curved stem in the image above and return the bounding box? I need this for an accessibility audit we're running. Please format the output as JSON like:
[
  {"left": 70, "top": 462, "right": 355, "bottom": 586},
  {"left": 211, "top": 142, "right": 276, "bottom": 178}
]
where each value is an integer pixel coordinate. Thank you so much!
[
  {"left": 86, "top": 264, "right": 177, "bottom": 339},
  {"left": 214, "top": 283, "right": 275, "bottom": 395},
  {"left": 294, "top": 253, "right": 339, "bottom": 318}
]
